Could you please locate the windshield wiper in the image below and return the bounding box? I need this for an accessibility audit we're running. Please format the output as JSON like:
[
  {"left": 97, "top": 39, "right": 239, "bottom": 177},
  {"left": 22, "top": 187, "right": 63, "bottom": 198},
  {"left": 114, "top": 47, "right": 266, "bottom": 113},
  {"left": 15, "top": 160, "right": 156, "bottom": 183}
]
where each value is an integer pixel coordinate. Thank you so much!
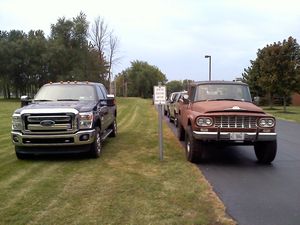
[
  {"left": 212, "top": 98, "right": 243, "bottom": 101},
  {"left": 57, "top": 99, "right": 78, "bottom": 101},
  {"left": 34, "top": 99, "right": 53, "bottom": 102}
]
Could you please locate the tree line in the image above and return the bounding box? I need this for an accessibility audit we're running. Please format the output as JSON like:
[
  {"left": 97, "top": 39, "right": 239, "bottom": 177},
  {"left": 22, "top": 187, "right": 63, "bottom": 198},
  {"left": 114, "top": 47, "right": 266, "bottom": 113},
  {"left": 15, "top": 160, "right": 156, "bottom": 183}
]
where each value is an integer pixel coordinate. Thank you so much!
[
  {"left": 2, "top": 13, "right": 300, "bottom": 104},
  {"left": 0, "top": 12, "right": 119, "bottom": 98}
]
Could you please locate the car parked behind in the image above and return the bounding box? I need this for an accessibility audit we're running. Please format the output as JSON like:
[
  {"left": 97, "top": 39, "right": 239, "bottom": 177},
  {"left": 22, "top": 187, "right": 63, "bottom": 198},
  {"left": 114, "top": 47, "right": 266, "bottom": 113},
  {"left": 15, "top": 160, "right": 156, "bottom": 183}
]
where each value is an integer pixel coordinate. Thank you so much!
[
  {"left": 168, "top": 91, "right": 187, "bottom": 127},
  {"left": 164, "top": 92, "right": 179, "bottom": 116}
]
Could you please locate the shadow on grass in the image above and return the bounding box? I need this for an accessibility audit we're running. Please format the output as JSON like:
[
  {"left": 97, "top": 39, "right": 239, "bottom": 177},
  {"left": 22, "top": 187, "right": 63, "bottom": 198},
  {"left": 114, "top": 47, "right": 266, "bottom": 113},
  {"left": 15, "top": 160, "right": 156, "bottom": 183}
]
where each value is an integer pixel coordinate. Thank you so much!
[{"left": 20, "top": 153, "right": 92, "bottom": 162}]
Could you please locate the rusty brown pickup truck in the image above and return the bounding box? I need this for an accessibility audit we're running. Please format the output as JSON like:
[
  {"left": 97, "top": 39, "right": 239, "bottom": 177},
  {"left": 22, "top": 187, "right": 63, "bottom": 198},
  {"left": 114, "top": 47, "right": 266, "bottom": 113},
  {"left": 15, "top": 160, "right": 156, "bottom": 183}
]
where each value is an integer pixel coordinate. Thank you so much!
[{"left": 177, "top": 81, "right": 277, "bottom": 164}]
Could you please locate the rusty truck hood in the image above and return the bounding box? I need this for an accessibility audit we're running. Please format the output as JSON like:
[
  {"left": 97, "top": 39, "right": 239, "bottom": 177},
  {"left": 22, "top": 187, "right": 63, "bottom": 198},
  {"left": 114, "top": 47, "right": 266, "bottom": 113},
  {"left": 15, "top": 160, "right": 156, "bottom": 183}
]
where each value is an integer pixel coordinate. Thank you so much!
[{"left": 191, "top": 100, "right": 265, "bottom": 114}]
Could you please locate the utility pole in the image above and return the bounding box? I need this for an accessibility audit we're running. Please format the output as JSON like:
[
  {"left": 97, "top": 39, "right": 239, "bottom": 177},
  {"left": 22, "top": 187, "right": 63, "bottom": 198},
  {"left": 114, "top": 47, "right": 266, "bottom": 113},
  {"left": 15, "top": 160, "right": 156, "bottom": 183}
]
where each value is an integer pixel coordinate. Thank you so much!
[{"left": 205, "top": 55, "right": 212, "bottom": 81}]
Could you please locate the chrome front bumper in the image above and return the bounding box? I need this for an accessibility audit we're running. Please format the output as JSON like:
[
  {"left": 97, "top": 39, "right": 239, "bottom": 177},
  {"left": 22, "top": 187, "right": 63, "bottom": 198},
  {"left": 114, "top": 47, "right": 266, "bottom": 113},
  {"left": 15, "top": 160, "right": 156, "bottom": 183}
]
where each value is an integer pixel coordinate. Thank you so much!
[
  {"left": 193, "top": 131, "right": 277, "bottom": 142},
  {"left": 11, "top": 129, "right": 96, "bottom": 147}
]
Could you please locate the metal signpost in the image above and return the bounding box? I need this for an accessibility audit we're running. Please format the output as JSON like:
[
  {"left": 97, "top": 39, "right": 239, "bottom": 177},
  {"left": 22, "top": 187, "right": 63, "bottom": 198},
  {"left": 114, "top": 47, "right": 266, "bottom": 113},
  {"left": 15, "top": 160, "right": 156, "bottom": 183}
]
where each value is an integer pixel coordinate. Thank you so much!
[{"left": 153, "top": 84, "right": 166, "bottom": 161}]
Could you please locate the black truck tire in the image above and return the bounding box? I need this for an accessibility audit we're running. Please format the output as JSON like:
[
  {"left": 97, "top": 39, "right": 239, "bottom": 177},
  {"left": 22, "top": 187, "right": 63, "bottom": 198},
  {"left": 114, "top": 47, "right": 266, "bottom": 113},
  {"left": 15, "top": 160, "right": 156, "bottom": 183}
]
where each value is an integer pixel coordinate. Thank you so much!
[{"left": 90, "top": 127, "right": 102, "bottom": 158}]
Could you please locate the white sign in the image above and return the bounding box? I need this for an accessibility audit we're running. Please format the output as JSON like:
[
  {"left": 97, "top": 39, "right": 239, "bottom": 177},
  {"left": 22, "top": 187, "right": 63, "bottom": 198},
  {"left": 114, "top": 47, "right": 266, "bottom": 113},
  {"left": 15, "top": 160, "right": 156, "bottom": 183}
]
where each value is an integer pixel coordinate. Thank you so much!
[{"left": 154, "top": 86, "right": 166, "bottom": 105}]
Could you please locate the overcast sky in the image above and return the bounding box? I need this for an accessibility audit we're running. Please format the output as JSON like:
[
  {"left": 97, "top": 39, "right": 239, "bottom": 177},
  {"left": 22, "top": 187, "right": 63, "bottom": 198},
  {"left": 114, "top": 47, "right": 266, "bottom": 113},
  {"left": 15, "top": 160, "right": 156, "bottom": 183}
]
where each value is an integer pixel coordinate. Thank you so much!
[{"left": 1, "top": 0, "right": 300, "bottom": 82}]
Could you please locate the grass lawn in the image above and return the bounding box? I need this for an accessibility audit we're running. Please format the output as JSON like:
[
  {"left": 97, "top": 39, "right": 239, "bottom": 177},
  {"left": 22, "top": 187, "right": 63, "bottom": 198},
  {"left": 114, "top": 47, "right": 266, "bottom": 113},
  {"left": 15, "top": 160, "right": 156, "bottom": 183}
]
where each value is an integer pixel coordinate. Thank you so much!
[
  {"left": 0, "top": 98, "right": 234, "bottom": 225},
  {"left": 263, "top": 106, "right": 300, "bottom": 123}
]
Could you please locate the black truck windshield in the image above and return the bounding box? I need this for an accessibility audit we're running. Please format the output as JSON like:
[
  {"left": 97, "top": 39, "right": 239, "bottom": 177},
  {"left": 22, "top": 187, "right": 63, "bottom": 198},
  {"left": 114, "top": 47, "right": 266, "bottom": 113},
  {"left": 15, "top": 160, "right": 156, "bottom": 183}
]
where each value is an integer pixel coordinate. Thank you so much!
[
  {"left": 34, "top": 85, "right": 97, "bottom": 101},
  {"left": 194, "top": 84, "right": 252, "bottom": 102}
]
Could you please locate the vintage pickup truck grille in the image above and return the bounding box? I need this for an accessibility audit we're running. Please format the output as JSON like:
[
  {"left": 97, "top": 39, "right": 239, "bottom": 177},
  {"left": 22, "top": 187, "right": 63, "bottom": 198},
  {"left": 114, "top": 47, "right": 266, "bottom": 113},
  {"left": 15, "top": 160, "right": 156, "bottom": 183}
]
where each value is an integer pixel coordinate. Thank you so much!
[
  {"left": 214, "top": 116, "right": 257, "bottom": 128},
  {"left": 23, "top": 113, "right": 77, "bottom": 134}
]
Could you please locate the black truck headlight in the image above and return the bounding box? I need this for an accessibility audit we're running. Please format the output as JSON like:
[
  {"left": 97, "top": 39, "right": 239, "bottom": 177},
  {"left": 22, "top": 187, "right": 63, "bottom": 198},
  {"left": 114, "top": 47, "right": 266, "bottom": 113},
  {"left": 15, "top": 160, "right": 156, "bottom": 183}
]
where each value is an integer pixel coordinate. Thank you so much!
[
  {"left": 79, "top": 112, "right": 93, "bottom": 129},
  {"left": 258, "top": 117, "right": 275, "bottom": 128},
  {"left": 196, "top": 117, "right": 213, "bottom": 127},
  {"left": 12, "top": 114, "right": 22, "bottom": 131}
]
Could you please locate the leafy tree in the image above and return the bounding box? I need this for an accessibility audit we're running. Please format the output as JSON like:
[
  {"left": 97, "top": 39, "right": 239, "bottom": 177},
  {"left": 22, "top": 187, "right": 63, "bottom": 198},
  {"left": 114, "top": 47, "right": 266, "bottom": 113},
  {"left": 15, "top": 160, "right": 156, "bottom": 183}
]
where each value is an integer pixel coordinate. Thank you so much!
[
  {"left": 7, "top": 30, "right": 28, "bottom": 98},
  {"left": 0, "top": 31, "right": 9, "bottom": 98},
  {"left": 166, "top": 80, "right": 184, "bottom": 95},
  {"left": 116, "top": 61, "right": 167, "bottom": 98},
  {"left": 242, "top": 60, "right": 265, "bottom": 98},
  {"left": 243, "top": 36, "right": 300, "bottom": 111},
  {"left": 182, "top": 79, "right": 194, "bottom": 91}
]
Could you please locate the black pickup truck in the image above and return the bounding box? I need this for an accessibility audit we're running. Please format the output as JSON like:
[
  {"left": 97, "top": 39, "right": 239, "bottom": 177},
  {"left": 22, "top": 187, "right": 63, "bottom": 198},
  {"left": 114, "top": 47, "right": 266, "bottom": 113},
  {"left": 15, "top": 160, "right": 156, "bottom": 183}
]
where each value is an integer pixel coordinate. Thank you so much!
[{"left": 11, "top": 81, "right": 117, "bottom": 159}]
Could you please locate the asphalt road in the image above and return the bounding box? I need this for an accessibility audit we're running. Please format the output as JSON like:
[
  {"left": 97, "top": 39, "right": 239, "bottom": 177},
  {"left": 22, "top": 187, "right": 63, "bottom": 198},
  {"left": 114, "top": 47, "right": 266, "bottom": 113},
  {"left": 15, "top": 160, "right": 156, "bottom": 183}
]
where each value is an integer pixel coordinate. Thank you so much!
[{"left": 165, "top": 117, "right": 300, "bottom": 225}]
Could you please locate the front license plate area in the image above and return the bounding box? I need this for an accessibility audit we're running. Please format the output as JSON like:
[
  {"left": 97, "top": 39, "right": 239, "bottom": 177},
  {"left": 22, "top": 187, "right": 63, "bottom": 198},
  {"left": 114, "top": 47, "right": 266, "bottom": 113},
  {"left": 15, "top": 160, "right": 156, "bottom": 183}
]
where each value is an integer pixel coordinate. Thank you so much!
[{"left": 230, "top": 133, "right": 245, "bottom": 141}]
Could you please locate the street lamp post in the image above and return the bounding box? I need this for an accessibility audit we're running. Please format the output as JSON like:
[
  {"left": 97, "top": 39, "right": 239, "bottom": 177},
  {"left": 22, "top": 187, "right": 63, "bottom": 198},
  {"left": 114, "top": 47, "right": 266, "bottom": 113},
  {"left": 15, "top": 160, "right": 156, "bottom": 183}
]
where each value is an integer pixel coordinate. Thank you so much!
[{"left": 205, "top": 55, "right": 212, "bottom": 81}]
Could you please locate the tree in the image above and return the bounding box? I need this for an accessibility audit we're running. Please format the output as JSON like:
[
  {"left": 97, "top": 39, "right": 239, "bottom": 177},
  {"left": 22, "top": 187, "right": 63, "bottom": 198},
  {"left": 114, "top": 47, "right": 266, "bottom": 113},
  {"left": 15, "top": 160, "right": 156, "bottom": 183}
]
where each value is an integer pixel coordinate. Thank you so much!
[
  {"left": 242, "top": 36, "right": 300, "bottom": 111},
  {"left": 116, "top": 60, "right": 167, "bottom": 98},
  {"left": 166, "top": 80, "right": 184, "bottom": 95},
  {"left": 0, "top": 31, "right": 9, "bottom": 98},
  {"left": 7, "top": 30, "right": 28, "bottom": 98},
  {"left": 114, "top": 70, "right": 129, "bottom": 97},
  {"left": 89, "top": 16, "right": 120, "bottom": 92}
]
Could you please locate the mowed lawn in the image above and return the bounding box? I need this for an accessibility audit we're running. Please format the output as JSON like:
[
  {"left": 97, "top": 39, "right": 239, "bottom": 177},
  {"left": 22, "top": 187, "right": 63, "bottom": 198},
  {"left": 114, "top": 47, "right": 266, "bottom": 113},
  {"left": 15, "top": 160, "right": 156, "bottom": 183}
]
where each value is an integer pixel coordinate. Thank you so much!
[
  {"left": 263, "top": 106, "right": 300, "bottom": 123},
  {"left": 0, "top": 98, "right": 234, "bottom": 225}
]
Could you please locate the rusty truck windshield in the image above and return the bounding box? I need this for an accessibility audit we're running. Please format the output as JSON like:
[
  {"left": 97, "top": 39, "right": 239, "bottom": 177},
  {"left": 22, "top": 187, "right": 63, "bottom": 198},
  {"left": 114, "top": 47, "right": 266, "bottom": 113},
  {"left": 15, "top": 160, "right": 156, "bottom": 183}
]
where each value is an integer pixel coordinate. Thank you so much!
[{"left": 194, "top": 84, "right": 252, "bottom": 102}]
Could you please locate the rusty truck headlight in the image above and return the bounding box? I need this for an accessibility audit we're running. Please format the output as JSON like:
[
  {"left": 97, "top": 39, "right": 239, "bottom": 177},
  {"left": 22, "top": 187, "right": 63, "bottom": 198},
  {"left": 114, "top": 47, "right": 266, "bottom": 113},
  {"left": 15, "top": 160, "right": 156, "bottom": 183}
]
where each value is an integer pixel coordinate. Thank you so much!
[
  {"left": 196, "top": 117, "right": 213, "bottom": 127},
  {"left": 258, "top": 117, "right": 275, "bottom": 128}
]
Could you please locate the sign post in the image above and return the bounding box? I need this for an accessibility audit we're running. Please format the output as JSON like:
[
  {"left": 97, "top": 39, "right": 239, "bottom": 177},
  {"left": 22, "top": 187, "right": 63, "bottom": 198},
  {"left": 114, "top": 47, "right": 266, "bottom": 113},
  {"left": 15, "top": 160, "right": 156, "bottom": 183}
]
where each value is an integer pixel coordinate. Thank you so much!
[{"left": 153, "top": 83, "right": 166, "bottom": 161}]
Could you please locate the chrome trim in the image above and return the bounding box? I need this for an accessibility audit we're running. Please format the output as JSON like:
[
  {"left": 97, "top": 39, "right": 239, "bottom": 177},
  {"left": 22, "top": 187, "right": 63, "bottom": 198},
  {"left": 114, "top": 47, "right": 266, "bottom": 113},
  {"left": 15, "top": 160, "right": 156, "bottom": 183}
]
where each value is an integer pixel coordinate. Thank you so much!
[
  {"left": 28, "top": 115, "right": 70, "bottom": 122},
  {"left": 11, "top": 129, "right": 95, "bottom": 146},
  {"left": 21, "top": 110, "right": 78, "bottom": 134},
  {"left": 27, "top": 124, "right": 71, "bottom": 130},
  {"left": 193, "top": 131, "right": 277, "bottom": 141},
  {"left": 21, "top": 108, "right": 79, "bottom": 115},
  {"left": 214, "top": 116, "right": 257, "bottom": 128}
]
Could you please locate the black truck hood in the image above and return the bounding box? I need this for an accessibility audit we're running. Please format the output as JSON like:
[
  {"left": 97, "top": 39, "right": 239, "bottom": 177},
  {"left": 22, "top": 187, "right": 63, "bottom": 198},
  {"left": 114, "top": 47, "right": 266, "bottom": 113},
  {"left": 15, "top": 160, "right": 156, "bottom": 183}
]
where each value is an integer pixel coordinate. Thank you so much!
[{"left": 14, "top": 101, "right": 97, "bottom": 114}]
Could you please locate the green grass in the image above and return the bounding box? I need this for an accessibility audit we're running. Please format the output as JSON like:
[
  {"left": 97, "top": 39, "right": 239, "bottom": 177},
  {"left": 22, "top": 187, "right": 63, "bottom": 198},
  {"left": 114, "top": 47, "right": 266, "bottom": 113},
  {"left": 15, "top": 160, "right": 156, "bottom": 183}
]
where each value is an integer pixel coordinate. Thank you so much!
[
  {"left": 263, "top": 106, "right": 300, "bottom": 123},
  {"left": 0, "top": 98, "right": 234, "bottom": 225}
]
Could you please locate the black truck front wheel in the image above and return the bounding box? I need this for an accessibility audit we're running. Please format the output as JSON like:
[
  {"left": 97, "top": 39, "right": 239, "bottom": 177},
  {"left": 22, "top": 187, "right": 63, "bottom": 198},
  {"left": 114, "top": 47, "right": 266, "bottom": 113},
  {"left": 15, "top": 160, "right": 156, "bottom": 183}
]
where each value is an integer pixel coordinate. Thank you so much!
[
  {"left": 254, "top": 140, "right": 277, "bottom": 164},
  {"left": 90, "top": 127, "right": 102, "bottom": 158}
]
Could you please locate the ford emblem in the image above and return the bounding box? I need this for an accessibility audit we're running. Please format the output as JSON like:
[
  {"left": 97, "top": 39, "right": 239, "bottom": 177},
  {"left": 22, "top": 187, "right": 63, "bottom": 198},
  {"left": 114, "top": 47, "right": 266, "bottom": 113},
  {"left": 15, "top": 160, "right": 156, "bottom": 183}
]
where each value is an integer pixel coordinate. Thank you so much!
[{"left": 40, "top": 120, "right": 55, "bottom": 126}]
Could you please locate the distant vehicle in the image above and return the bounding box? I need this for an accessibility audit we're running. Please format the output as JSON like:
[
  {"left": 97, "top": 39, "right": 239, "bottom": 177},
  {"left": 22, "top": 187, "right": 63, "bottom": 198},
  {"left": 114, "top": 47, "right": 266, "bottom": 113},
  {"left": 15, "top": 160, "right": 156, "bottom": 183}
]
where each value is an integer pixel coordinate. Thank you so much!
[
  {"left": 168, "top": 91, "right": 187, "bottom": 127},
  {"left": 177, "top": 81, "right": 277, "bottom": 164},
  {"left": 164, "top": 92, "right": 180, "bottom": 116},
  {"left": 11, "top": 81, "right": 117, "bottom": 159}
]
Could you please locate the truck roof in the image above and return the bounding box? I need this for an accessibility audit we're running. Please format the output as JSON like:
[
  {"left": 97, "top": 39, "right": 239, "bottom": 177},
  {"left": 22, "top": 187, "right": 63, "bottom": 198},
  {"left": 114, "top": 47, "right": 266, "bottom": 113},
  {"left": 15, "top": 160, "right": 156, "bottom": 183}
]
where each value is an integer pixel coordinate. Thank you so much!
[
  {"left": 45, "top": 81, "right": 102, "bottom": 86},
  {"left": 191, "top": 80, "right": 248, "bottom": 86}
]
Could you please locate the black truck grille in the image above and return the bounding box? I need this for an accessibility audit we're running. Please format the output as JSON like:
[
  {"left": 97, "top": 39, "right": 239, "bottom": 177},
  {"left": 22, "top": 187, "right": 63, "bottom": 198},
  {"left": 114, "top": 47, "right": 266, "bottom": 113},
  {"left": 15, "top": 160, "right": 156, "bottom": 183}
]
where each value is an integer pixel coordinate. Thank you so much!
[{"left": 23, "top": 113, "right": 77, "bottom": 134}]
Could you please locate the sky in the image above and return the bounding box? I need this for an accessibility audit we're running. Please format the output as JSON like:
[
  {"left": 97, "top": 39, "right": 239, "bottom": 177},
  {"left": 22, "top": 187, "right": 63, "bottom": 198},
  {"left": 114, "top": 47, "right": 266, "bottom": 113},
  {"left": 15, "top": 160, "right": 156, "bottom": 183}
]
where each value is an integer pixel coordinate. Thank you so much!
[{"left": 1, "top": 0, "right": 300, "bottom": 82}]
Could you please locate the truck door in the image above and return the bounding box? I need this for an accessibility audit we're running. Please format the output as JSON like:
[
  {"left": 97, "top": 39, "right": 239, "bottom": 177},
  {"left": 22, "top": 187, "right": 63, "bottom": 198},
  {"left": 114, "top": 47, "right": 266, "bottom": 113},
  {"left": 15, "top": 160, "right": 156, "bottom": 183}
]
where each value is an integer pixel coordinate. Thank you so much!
[{"left": 95, "top": 85, "right": 110, "bottom": 130}]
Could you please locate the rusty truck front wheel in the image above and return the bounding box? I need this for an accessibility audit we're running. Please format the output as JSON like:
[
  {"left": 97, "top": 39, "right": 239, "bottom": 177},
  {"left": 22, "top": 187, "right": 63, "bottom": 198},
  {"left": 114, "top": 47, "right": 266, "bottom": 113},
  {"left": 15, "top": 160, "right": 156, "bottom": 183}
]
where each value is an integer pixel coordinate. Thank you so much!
[
  {"left": 185, "top": 126, "right": 205, "bottom": 163},
  {"left": 254, "top": 140, "right": 277, "bottom": 164}
]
